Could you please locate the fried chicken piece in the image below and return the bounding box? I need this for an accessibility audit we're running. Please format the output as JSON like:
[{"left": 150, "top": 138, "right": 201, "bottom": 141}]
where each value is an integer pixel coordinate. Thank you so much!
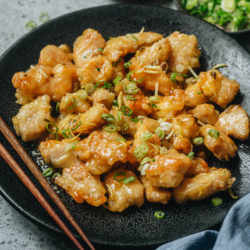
[
  {"left": 145, "top": 149, "right": 192, "bottom": 188},
  {"left": 77, "top": 55, "right": 113, "bottom": 87},
  {"left": 103, "top": 31, "right": 163, "bottom": 62},
  {"left": 185, "top": 158, "right": 214, "bottom": 177},
  {"left": 167, "top": 31, "right": 201, "bottom": 74},
  {"left": 74, "top": 132, "right": 129, "bottom": 175},
  {"left": 185, "top": 81, "right": 208, "bottom": 108},
  {"left": 59, "top": 94, "right": 92, "bottom": 115},
  {"left": 55, "top": 161, "right": 107, "bottom": 206},
  {"left": 15, "top": 89, "right": 36, "bottom": 105},
  {"left": 215, "top": 105, "right": 250, "bottom": 141},
  {"left": 39, "top": 138, "right": 78, "bottom": 168},
  {"left": 92, "top": 89, "right": 115, "bottom": 109},
  {"left": 200, "top": 125, "right": 238, "bottom": 161},
  {"left": 188, "top": 104, "right": 220, "bottom": 125},
  {"left": 172, "top": 169, "right": 235, "bottom": 204},
  {"left": 173, "top": 137, "right": 193, "bottom": 154},
  {"left": 200, "top": 70, "right": 240, "bottom": 108},
  {"left": 38, "top": 45, "right": 73, "bottom": 67},
  {"left": 73, "top": 28, "right": 105, "bottom": 68},
  {"left": 12, "top": 95, "right": 52, "bottom": 142},
  {"left": 155, "top": 89, "right": 186, "bottom": 119},
  {"left": 140, "top": 175, "right": 171, "bottom": 204},
  {"left": 104, "top": 168, "right": 145, "bottom": 212}
]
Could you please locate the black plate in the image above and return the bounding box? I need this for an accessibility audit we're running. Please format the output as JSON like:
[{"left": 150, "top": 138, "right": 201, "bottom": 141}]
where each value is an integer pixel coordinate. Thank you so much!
[{"left": 1, "top": 4, "right": 250, "bottom": 248}]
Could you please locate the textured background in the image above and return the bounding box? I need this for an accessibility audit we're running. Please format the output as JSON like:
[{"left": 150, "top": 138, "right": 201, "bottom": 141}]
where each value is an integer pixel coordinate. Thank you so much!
[{"left": 0, "top": 1, "right": 250, "bottom": 250}]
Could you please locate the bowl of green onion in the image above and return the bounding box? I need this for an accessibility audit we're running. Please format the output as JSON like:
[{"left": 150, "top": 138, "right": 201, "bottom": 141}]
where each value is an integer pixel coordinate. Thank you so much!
[{"left": 175, "top": 0, "right": 250, "bottom": 33}]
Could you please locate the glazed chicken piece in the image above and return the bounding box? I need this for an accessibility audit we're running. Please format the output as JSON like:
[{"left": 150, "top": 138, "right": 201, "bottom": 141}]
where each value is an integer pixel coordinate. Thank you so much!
[
  {"left": 110, "top": 107, "right": 137, "bottom": 136},
  {"left": 188, "top": 104, "right": 220, "bottom": 125},
  {"left": 73, "top": 28, "right": 105, "bottom": 68},
  {"left": 185, "top": 81, "right": 208, "bottom": 108},
  {"left": 172, "top": 169, "right": 235, "bottom": 204},
  {"left": 104, "top": 168, "right": 145, "bottom": 212},
  {"left": 12, "top": 63, "right": 77, "bottom": 102},
  {"left": 74, "top": 132, "right": 129, "bottom": 175},
  {"left": 200, "top": 125, "right": 238, "bottom": 160},
  {"left": 155, "top": 89, "right": 186, "bottom": 119},
  {"left": 167, "top": 31, "right": 201, "bottom": 74},
  {"left": 185, "top": 157, "right": 214, "bottom": 177},
  {"left": 140, "top": 175, "right": 171, "bottom": 204},
  {"left": 59, "top": 93, "right": 92, "bottom": 115},
  {"left": 55, "top": 161, "right": 107, "bottom": 206},
  {"left": 39, "top": 138, "right": 78, "bottom": 168},
  {"left": 145, "top": 149, "right": 192, "bottom": 188},
  {"left": 38, "top": 45, "right": 73, "bottom": 67},
  {"left": 77, "top": 55, "right": 113, "bottom": 87},
  {"left": 92, "top": 89, "right": 115, "bottom": 109},
  {"left": 103, "top": 31, "right": 163, "bottom": 62},
  {"left": 15, "top": 89, "right": 37, "bottom": 105},
  {"left": 200, "top": 70, "right": 240, "bottom": 108},
  {"left": 173, "top": 137, "right": 193, "bottom": 155},
  {"left": 215, "top": 105, "right": 250, "bottom": 141},
  {"left": 12, "top": 95, "right": 52, "bottom": 142}
]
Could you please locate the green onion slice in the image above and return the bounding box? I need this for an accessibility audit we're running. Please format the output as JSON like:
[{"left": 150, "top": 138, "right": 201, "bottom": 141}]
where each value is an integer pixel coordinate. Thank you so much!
[
  {"left": 131, "top": 117, "right": 139, "bottom": 123},
  {"left": 193, "top": 137, "right": 204, "bottom": 146},
  {"left": 61, "top": 129, "right": 73, "bottom": 139},
  {"left": 149, "top": 96, "right": 160, "bottom": 102},
  {"left": 121, "top": 123, "right": 129, "bottom": 134},
  {"left": 140, "top": 157, "right": 152, "bottom": 166},
  {"left": 211, "top": 196, "right": 223, "bottom": 206},
  {"left": 208, "top": 129, "right": 220, "bottom": 139},
  {"left": 154, "top": 127, "right": 165, "bottom": 139},
  {"left": 97, "top": 68, "right": 101, "bottom": 71},
  {"left": 154, "top": 211, "right": 165, "bottom": 219},
  {"left": 188, "top": 151, "right": 195, "bottom": 160},
  {"left": 65, "top": 140, "right": 78, "bottom": 151},
  {"left": 140, "top": 132, "right": 153, "bottom": 141},
  {"left": 124, "top": 61, "right": 132, "bottom": 68},
  {"left": 123, "top": 176, "right": 136, "bottom": 184},
  {"left": 113, "top": 171, "right": 126, "bottom": 181},
  {"left": 38, "top": 12, "right": 50, "bottom": 23},
  {"left": 95, "top": 81, "right": 112, "bottom": 89},
  {"left": 56, "top": 102, "right": 60, "bottom": 112},
  {"left": 160, "top": 147, "right": 168, "bottom": 155},
  {"left": 25, "top": 20, "right": 37, "bottom": 30},
  {"left": 77, "top": 89, "right": 88, "bottom": 100},
  {"left": 134, "top": 143, "right": 149, "bottom": 161},
  {"left": 113, "top": 75, "right": 122, "bottom": 85},
  {"left": 127, "top": 71, "right": 143, "bottom": 83},
  {"left": 72, "top": 121, "right": 82, "bottom": 131},
  {"left": 121, "top": 105, "right": 132, "bottom": 116},
  {"left": 104, "top": 124, "right": 117, "bottom": 133},
  {"left": 52, "top": 172, "right": 61, "bottom": 178},
  {"left": 117, "top": 111, "right": 122, "bottom": 121},
  {"left": 126, "top": 95, "right": 136, "bottom": 101},
  {"left": 126, "top": 34, "right": 138, "bottom": 41},
  {"left": 197, "top": 91, "right": 202, "bottom": 95},
  {"left": 112, "top": 100, "right": 118, "bottom": 107},
  {"left": 42, "top": 167, "right": 53, "bottom": 178},
  {"left": 112, "top": 58, "right": 122, "bottom": 67},
  {"left": 65, "top": 97, "right": 76, "bottom": 110},
  {"left": 116, "top": 138, "right": 127, "bottom": 142},
  {"left": 46, "top": 122, "right": 59, "bottom": 134},
  {"left": 85, "top": 84, "right": 95, "bottom": 94},
  {"left": 170, "top": 72, "right": 177, "bottom": 81},
  {"left": 98, "top": 48, "right": 103, "bottom": 52},
  {"left": 101, "top": 113, "right": 116, "bottom": 122},
  {"left": 148, "top": 103, "right": 157, "bottom": 108}
]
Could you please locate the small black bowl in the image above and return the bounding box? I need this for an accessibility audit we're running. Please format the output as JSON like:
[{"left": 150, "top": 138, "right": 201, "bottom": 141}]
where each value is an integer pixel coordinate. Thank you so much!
[{"left": 174, "top": 0, "right": 250, "bottom": 35}]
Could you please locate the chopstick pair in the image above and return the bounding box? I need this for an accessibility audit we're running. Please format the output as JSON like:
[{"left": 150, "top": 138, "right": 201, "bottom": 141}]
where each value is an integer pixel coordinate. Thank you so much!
[{"left": 0, "top": 117, "right": 95, "bottom": 250}]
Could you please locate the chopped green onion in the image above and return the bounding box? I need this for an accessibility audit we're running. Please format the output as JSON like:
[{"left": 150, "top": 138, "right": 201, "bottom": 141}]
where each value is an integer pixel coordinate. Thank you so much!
[
  {"left": 97, "top": 68, "right": 101, "bottom": 71},
  {"left": 85, "top": 83, "right": 95, "bottom": 94},
  {"left": 123, "top": 176, "right": 136, "bottom": 184},
  {"left": 101, "top": 113, "right": 116, "bottom": 122},
  {"left": 213, "top": 64, "right": 228, "bottom": 69},
  {"left": 188, "top": 151, "right": 195, "bottom": 160},
  {"left": 131, "top": 117, "right": 139, "bottom": 123},
  {"left": 208, "top": 129, "right": 220, "bottom": 139},
  {"left": 126, "top": 34, "right": 138, "bottom": 41},
  {"left": 197, "top": 91, "right": 202, "bottom": 95},
  {"left": 193, "top": 137, "right": 204, "bottom": 146},
  {"left": 121, "top": 105, "right": 132, "bottom": 116},
  {"left": 126, "top": 82, "right": 139, "bottom": 94},
  {"left": 170, "top": 72, "right": 177, "bottom": 81},
  {"left": 152, "top": 159, "right": 155, "bottom": 162},
  {"left": 121, "top": 123, "right": 129, "bottom": 134},
  {"left": 149, "top": 96, "right": 160, "bottom": 102},
  {"left": 140, "top": 120, "right": 143, "bottom": 123},
  {"left": 117, "top": 111, "right": 122, "bottom": 121},
  {"left": 72, "top": 121, "right": 82, "bottom": 131},
  {"left": 116, "top": 138, "right": 127, "bottom": 142},
  {"left": 65, "top": 140, "right": 78, "bottom": 151},
  {"left": 160, "top": 147, "right": 168, "bottom": 155},
  {"left": 61, "top": 129, "right": 73, "bottom": 139},
  {"left": 46, "top": 122, "right": 59, "bottom": 134},
  {"left": 77, "top": 89, "right": 88, "bottom": 100},
  {"left": 104, "top": 124, "right": 117, "bottom": 133},
  {"left": 148, "top": 103, "right": 157, "bottom": 108},
  {"left": 138, "top": 116, "right": 147, "bottom": 119},
  {"left": 52, "top": 172, "right": 61, "bottom": 178},
  {"left": 56, "top": 102, "right": 60, "bottom": 112},
  {"left": 38, "top": 12, "right": 50, "bottom": 23},
  {"left": 126, "top": 95, "right": 136, "bottom": 101},
  {"left": 158, "top": 118, "right": 164, "bottom": 124},
  {"left": 127, "top": 71, "right": 143, "bottom": 83},
  {"left": 42, "top": 167, "right": 53, "bottom": 178},
  {"left": 140, "top": 157, "right": 152, "bottom": 166},
  {"left": 211, "top": 196, "right": 223, "bottom": 206},
  {"left": 140, "top": 132, "right": 153, "bottom": 141},
  {"left": 113, "top": 75, "right": 122, "bottom": 85},
  {"left": 65, "top": 97, "right": 76, "bottom": 110},
  {"left": 221, "top": 0, "right": 236, "bottom": 13},
  {"left": 95, "top": 81, "right": 112, "bottom": 89},
  {"left": 98, "top": 48, "right": 103, "bottom": 52},
  {"left": 113, "top": 171, "right": 126, "bottom": 181},
  {"left": 154, "top": 211, "right": 165, "bottom": 219},
  {"left": 154, "top": 127, "right": 165, "bottom": 139},
  {"left": 134, "top": 143, "right": 149, "bottom": 161},
  {"left": 112, "top": 100, "right": 118, "bottom": 107},
  {"left": 112, "top": 58, "right": 122, "bottom": 67},
  {"left": 124, "top": 61, "right": 132, "bottom": 68},
  {"left": 25, "top": 20, "right": 37, "bottom": 30}
]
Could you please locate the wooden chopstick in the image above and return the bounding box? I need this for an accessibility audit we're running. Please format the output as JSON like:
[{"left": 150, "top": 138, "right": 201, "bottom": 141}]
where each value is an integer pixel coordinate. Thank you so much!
[
  {"left": 0, "top": 142, "right": 85, "bottom": 250},
  {"left": 0, "top": 117, "right": 95, "bottom": 250}
]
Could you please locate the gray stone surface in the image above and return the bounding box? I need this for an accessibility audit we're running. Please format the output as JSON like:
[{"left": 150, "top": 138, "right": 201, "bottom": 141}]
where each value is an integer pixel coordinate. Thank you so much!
[{"left": 0, "top": 0, "right": 249, "bottom": 250}]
